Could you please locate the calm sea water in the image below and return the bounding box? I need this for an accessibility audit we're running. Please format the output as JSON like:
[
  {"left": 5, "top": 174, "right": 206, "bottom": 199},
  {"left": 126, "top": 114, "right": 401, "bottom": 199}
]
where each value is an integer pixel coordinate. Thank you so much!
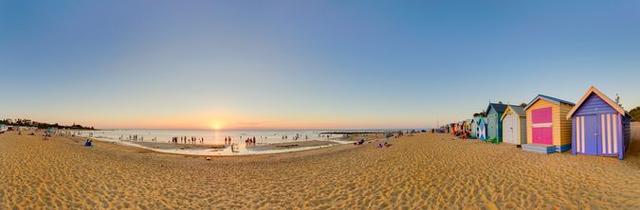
[{"left": 76, "top": 129, "right": 344, "bottom": 145}]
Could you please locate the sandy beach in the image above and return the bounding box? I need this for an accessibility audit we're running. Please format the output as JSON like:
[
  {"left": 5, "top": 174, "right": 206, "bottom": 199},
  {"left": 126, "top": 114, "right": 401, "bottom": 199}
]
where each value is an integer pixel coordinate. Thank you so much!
[{"left": 1, "top": 125, "right": 640, "bottom": 209}]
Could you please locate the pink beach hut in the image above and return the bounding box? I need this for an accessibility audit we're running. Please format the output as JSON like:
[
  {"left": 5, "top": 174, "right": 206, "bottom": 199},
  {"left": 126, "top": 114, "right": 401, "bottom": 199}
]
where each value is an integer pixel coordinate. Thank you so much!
[{"left": 522, "top": 95, "right": 575, "bottom": 154}]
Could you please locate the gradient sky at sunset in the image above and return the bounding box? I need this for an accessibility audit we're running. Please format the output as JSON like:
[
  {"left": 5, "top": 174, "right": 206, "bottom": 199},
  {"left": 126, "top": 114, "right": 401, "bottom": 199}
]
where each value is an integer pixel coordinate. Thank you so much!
[{"left": 1, "top": 0, "right": 640, "bottom": 129}]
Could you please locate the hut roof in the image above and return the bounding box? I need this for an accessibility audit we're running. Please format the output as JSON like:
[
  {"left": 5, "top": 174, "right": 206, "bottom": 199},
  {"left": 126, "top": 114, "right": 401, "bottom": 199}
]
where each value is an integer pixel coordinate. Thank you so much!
[
  {"left": 500, "top": 105, "right": 525, "bottom": 121},
  {"left": 486, "top": 103, "right": 508, "bottom": 114},
  {"left": 566, "top": 86, "right": 629, "bottom": 119},
  {"left": 473, "top": 112, "right": 487, "bottom": 117},
  {"left": 524, "top": 94, "right": 575, "bottom": 111}
]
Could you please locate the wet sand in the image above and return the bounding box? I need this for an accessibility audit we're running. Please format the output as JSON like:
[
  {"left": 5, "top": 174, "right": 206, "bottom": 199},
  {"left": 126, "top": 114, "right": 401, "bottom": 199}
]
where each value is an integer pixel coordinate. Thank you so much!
[
  {"left": 246, "top": 140, "right": 339, "bottom": 151},
  {"left": 1, "top": 126, "right": 639, "bottom": 209},
  {"left": 129, "top": 141, "right": 226, "bottom": 150},
  {"left": 129, "top": 139, "right": 339, "bottom": 152}
]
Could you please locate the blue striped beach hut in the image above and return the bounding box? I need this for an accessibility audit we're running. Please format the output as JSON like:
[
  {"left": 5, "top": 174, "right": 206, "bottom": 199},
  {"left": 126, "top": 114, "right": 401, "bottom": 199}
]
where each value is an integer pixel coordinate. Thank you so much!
[{"left": 567, "top": 86, "right": 631, "bottom": 160}]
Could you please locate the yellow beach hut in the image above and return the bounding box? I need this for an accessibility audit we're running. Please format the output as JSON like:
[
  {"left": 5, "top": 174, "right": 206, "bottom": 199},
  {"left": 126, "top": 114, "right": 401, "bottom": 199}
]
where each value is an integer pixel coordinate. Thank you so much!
[{"left": 522, "top": 95, "right": 575, "bottom": 154}]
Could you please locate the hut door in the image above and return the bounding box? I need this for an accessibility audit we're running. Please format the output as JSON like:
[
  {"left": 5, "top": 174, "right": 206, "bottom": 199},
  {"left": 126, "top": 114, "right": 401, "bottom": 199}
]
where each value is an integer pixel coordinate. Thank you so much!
[
  {"left": 478, "top": 122, "right": 487, "bottom": 140},
  {"left": 505, "top": 115, "right": 515, "bottom": 144},
  {"left": 597, "top": 114, "right": 619, "bottom": 156},
  {"left": 582, "top": 115, "right": 600, "bottom": 155},
  {"left": 532, "top": 107, "right": 553, "bottom": 145}
]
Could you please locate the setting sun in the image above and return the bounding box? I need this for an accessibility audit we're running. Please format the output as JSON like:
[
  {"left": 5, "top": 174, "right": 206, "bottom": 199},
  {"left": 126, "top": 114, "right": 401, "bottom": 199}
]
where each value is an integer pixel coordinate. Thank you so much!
[{"left": 210, "top": 121, "right": 224, "bottom": 130}]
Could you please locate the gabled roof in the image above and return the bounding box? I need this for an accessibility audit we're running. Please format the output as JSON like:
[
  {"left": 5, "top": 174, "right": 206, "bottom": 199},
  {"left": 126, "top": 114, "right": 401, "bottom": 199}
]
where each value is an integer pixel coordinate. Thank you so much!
[
  {"left": 473, "top": 112, "right": 487, "bottom": 117},
  {"left": 486, "top": 103, "right": 508, "bottom": 114},
  {"left": 566, "top": 86, "right": 628, "bottom": 119},
  {"left": 524, "top": 94, "right": 575, "bottom": 111},
  {"left": 500, "top": 105, "right": 525, "bottom": 121}
]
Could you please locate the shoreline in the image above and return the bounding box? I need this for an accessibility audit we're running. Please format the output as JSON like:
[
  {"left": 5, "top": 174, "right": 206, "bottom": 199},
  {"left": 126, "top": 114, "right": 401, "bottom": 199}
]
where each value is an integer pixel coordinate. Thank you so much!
[{"left": 80, "top": 133, "right": 380, "bottom": 157}]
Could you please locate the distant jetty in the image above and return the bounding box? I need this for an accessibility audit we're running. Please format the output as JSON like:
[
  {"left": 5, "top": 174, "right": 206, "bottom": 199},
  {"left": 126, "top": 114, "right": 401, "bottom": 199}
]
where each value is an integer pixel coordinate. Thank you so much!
[{"left": 320, "top": 131, "right": 390, "bottom": 135}]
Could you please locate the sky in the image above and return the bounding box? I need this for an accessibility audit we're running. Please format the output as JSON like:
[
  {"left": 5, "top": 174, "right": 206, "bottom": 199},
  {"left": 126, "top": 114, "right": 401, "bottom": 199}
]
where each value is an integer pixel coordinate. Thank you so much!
[{"left": 1, "top": 0, "right": 639, "bottom": 130}]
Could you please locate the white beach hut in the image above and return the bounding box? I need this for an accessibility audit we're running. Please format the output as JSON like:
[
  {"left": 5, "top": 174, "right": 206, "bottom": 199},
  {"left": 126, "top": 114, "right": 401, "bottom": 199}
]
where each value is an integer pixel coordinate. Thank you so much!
[{"left": 501, "top": 105, "right": 527, "bottom": 145}]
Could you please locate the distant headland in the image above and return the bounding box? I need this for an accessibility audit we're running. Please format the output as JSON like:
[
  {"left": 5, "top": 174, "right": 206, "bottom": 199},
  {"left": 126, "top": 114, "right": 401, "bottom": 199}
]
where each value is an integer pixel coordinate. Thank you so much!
[{"left": 0, "top": 119, "right": 95, "bottom": 130}]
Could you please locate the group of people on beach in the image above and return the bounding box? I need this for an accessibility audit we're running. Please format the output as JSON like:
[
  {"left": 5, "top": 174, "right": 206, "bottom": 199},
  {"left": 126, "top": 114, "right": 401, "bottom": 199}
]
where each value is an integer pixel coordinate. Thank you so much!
[
  {"left": 171, "top": 136, "right": 204, "bottom": 144},
  {"left": 223, "top": 136, "right": 258, "bottom": 145},
  {"left": 120, "top": 135, "right": 144, "bottom": 141},
  {"left": 378, "top": 142, "right": 392, "bottom": 148},
  {"left": 351, "top": 136, "right": 392, "bottom": 148},
  {"left": 245, "top": 137, "right": 257, "bottom": 145},
  {"left": 280, "top": 134, "right": 310, "bottom": 141}
]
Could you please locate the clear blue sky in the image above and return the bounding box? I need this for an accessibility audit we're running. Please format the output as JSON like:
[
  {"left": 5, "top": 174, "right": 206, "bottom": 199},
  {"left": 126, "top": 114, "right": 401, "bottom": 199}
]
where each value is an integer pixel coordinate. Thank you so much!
[{"left": 1, "top": 0, "right": 639, "bottom": 129}]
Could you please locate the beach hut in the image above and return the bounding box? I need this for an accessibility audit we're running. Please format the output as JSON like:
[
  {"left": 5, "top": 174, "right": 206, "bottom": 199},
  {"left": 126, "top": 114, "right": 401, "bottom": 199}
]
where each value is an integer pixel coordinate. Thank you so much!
[
  {"left": 567, "top": 86, "right": 631, "bottom": 160},
  {"left": 522, "top": 95, "right": 575, "bottom": 154},
  {"left": 470, "top": 113, "right": 484, "bottom": 139},
  {"left": 451, "top": 123, "right": 457, "bottom": 135},
  {"left": 469, "top": 119, "right": 477, "bottom": 138},
  {"left": 501, "top": 105, "right": 526, "bottom": 145},
  {"left": 451, "top": 122, "right": 458, "bottom": 136},
  {"left": 464, "top": 119, "right": 473, "bottom": 135},
  {"left": 486, "top": 103, "right": 508, "bottom": 143},
  {"left": 476, "top": 116, "right": 488, "bottom": 140},
  {"left": 0, "top": 124, "right": 7, "bottom": 134},
  {"left": 457, "top": 121, "right": 466, "bottom": 136}
]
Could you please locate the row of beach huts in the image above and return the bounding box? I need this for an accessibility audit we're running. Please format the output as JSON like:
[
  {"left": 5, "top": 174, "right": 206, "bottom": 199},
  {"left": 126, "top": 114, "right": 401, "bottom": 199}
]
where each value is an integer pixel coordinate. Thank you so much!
[{"left": 438, "top": 86, "right": 631, "bottom": 160}]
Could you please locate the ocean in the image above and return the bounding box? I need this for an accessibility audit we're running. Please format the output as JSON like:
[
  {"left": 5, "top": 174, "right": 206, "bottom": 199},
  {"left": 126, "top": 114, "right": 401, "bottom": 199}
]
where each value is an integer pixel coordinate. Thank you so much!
[
  {"left": 76, "top": 129, "right": 344, "bottom": 145},
  {"left": 73, "top": 129, "right": 355, "bottom": 156}
]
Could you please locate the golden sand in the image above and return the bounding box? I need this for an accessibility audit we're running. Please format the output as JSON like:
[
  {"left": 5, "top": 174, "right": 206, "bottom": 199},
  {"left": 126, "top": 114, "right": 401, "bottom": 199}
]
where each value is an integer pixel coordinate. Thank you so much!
[{"left": 1, "top": 126, "right": 640, "bottom": 209}]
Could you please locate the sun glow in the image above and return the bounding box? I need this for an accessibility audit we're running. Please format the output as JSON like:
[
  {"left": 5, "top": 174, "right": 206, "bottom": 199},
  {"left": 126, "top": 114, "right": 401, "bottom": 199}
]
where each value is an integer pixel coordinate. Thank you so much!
[{"left": 210, "top": 121, "right": 224, "bottom": 130}]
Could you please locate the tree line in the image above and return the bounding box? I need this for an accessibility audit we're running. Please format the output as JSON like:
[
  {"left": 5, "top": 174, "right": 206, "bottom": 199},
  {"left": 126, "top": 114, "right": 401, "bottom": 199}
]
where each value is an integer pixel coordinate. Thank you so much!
[
  {"left": 0, "top": 118, "right": 95, "bottom": 130},
  {"left": 630, "top": 106, "right": 640, "bottom": 122}
]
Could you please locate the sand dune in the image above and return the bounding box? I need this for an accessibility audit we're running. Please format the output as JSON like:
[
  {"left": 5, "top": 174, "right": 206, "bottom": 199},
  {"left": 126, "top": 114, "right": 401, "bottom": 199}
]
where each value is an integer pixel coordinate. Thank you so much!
[{"left": 1, "top": 130, "right": 640, "bottom": 209}]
